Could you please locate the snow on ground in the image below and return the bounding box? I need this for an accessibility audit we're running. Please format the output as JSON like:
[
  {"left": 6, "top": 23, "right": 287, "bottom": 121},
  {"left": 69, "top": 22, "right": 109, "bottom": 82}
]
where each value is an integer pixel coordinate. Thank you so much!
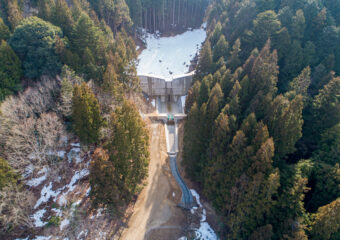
[
  {"left": 34, "top": 168, "right": 89, "bottom": 209},
  {"left": 60, "top": 218, "right": 70, "bottom": 230},
  {"left": 34, "top": 182, "right": 61, "bottom": 209},
  {"left": 86, "top": 187, "right": 91, "bottom": 196},
  {"left": 52, "top": 208, "right": 63, "bottom": 217},
  {"left": 31, "top": 208, "right": 48, "bottom": 227},
  {"left": 33, "top": 236, "right": 52, "bottom": 240},
  {"left": 77, "top": 230, "right": 88, "bottom": 239},
  {"left": 178, "top": 189, "right": 218, "bottom": 240},
  {"left": 16, "top": 236, "right": 52, "bottom": 240},
  {"left": 26, "top": 168, "right": 48, "bottom": 187},
  {"left": 137, "top": 25, "right": 206, "bottom": 80},
  {"left": 67, "top": 146, "right": 82, "bottom": 164}
]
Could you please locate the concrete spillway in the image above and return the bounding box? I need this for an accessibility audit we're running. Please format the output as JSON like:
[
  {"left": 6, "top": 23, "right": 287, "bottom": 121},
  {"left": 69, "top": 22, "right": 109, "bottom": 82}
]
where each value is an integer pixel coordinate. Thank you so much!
[{"left": 159, "top": 97, "right": 195, "bottom": 209}]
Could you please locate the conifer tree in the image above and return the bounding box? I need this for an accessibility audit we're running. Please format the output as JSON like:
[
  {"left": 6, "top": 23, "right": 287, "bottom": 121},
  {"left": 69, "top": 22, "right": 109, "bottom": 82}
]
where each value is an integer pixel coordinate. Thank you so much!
[
  {"left": 197, "top": 75, "right": 211, "bottom": 107},
  {"left": 7, "top": 0, "right": 23, "bottom": 30},
  {"left": 289, "top": 66, "right": 311, "bottom": 98},
  {"left": 310, "top": 198, "right": 340, "bottom": 240},
  {"left": 198, "top": 41, "right": 213, "bottom": 74},
  {"left": 105, "top": 100, "right": 149, "bottom": 203},
  {"left": 71, "top": 13, "right": 100, "bottom": 58},
  {"left": 227, "top": 38, "right": 241, "bottom": 71},
  {"left": 267, "top": 94, "right": 304, "bottom": 159},
  {"left": 52, "top": 0, "right": 74, "bottom": 36},
  {"left": 0, "top": 157, "right": 17, "bottom": 190},
  {"left": 0, "top": 18, "right": 10, "bottom": 41},
  {"left": 72, "top": 83, "right": 102, "bottom": 144},
  {"left": 90, "top": 148, "right": 121, "bottom": 207},
  {"left": 0, "top": 40, "right": 22, "bottom": 100},
  {"left": 9, "top": 17, "right": 65, "bottom": 78},
  {"left": 213, "top": 34, "right": 229, "bottom": 62},
  {"left": 210, "top": 22, "right": 222, "bottom": 46},
  {"left": 304, "top": 77, "right": 340, "bottom": 148}
]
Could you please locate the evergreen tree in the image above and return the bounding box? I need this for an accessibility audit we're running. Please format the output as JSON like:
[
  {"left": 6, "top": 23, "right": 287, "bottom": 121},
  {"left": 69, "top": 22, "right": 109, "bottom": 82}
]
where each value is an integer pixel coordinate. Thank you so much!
[
  {"left": 7, "top": 0, "right": 23, "bottom": 30},
  {"left": 90, "top": 148, "right": 121, "bottom": 207},
  {"left": 213, "top": 34, "right": 229, "bottom": 62},
  {"left": 310, "top": 198, "right": 340, "bottom": 240},
  {"left": 0, "top": 157, "right": 17, "bottom": 190},
  {"left": 304, "top": 77, "right": 340, "bottom": 149},
  {"left": 312, "top": 124, "right": 340, "bottom": 165},
  {"left": 291, "top": 9, "right": 306, "bottom": 40},
  {"left": 289, "top": 66, "right": 311, "bottom": 98},
  {"left": 267, "top": 94, "right": 304, "bottom": 159},
  {"left": 198, "top": 41, "right": 213, "bottom": 74},
  {"left": 105, "top": 100, "right": 149, "bottom": 204},
  {"left": 197, "top": 75, "right": 211, "bottom": 107},
  {"left": 72, "top": 83, "right": 102, "bottom": 144},
  {"left": 9, "top": 17, "right": 65, "bottom": 79},
  {"left": 0, "top": 17, "right": 10, "bottom": 41},
  {"left": 71, "top": 13, "right": 100, "bottom": 58},
  {"left": 102, "top": 63, "right": 122, "bottom": 98},
  {"left": 210, "top": 21, "right": 222, "bottom": 46},
  {"left": 51, "top": 0, "right": 74, "bottom": 36},
  {"left": 247, "top": 40, "right": 278, "bottom": 119},
  {"left": 0, "top": 40, "right": 22, "bottom": 100},
  {"left": 226, "top": 38, "right": 241, "bottom": 72},
  {"left": 252, "top": 10, "right": 281, "bottom": 48}
]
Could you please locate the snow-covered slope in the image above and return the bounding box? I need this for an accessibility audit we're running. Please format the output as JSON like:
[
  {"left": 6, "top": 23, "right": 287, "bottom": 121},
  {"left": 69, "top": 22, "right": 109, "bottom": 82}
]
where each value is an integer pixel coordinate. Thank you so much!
[{"left": 137, "top": 26, "right": 206, "bottom": 80}]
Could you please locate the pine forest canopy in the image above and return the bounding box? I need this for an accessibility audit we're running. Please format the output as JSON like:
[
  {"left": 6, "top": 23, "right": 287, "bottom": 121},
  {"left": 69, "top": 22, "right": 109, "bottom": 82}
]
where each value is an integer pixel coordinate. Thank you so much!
[
  {"left": 125, "top": 0, "right": 209, "bottom": 32},
  {"left": 182, "top": 0, "right": 340, "bottom": 239}
]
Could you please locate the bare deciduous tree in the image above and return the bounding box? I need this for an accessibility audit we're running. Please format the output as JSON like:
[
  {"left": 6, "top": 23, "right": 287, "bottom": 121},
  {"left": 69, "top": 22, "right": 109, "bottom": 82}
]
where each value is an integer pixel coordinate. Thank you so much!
[
  {"left": 0, "top": 184, "right": 34, "bottom": 233},
  {"left": 5, "top": 113, "right": 66, "bottom": 174}
]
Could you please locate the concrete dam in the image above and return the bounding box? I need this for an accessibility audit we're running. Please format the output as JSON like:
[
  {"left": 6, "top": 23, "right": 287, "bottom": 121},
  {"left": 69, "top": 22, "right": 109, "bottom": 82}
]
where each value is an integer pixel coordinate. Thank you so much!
[
  {"left": 139, "top": 72, "right": 196, "bottom": 209},
  {"left": 139, "top": 72, "right": 194, "bottom": 102}
]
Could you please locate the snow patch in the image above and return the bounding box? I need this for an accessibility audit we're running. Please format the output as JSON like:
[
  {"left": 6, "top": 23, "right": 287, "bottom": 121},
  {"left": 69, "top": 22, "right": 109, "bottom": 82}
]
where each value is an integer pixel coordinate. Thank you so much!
[
  {"left": 137, "top": 25, "right": 206, "bottom": 79},
  {"left": 52, "top": 208, "right": 63, "bottom": 217},
  {"left": 172, "top": 192, "right": 175, "bottom": 197},
  {"left": 71, "top": 143, "right": 80, "bottom": 147},
  {"left": 67, "top": 147, "right": 82, "bottom": 164},
  {"left": 188, "top": 189, "right": 218, "bottom": 240},
  {"left": 31, "top": 209, "right": 48, "bottom": 227},
  {"left": 35, "top": 168, "right": 89, "bottom": 208},
  {"left": 26, "top": 168, "right": 48, "bottom": 187},
  {"left": 60, "top": 218, "right": 70, "bottom": 230},
  {"left": 178, "top": 237, "right": 187, "bottom": 240},
  {"left": 77, "top": 229, "right": 88, "bottom": 239},
  {"left": 86, "top": 187, "right": 91, "bottom": 196},
  {"left": 33, "top": 237, "right": 51, "bottom": 240},
  {"left": 34, "top": 182, "right": 61, "bottom": 209}
]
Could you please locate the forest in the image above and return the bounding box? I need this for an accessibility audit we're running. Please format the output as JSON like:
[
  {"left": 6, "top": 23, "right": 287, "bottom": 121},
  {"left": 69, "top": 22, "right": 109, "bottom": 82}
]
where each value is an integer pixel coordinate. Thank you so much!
[
  {"left": 183, "top": 0, "right": 340, "bottom": 239},
  {"left": 0, "top": 0, "right": 150, "bottom": 238},
  {"left": 0, "top": 0, "right": 339, "bottom": 239}
]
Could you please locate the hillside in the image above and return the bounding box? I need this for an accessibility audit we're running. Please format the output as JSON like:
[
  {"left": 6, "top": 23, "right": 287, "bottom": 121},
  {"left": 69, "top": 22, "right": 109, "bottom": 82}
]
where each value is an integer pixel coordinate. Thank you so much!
[{"left": 0, "top": 0, "right": 339, "bottom": 240}]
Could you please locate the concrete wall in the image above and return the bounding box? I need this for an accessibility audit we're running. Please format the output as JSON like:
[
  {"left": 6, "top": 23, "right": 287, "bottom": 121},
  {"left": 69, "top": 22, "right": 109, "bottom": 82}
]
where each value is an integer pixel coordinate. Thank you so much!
[{"left": 139, "top": 72, "right": 194, "bottom": 98}]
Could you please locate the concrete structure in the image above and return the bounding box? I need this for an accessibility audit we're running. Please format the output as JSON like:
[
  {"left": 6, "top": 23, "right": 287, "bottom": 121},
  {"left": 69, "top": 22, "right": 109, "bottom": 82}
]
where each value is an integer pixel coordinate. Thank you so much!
[
  {"left": 139, "top": 71, "right": 194, "bottom": 102},
  {"left": 141, "top": 71, "right": 195, "bottom": 209}
]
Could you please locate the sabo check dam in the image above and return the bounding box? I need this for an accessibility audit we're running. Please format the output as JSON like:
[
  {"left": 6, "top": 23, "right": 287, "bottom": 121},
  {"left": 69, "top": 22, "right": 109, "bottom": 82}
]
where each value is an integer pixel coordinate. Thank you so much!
[{"left": 139, "top": 72, "right": 196, "bottom": 209}]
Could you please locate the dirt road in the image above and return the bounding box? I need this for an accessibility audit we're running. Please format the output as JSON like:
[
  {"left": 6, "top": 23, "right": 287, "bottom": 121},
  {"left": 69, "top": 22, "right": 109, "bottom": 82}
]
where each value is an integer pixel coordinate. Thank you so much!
[{"left": 120, "top": 123, "right": 186, "bottom": 240}]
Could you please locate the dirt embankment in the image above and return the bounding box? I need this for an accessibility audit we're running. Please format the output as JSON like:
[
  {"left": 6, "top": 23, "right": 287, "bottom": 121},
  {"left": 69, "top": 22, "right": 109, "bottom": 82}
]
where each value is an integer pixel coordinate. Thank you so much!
[{"left": 120, "top": 122, "right": 186, "bottom": 240}]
